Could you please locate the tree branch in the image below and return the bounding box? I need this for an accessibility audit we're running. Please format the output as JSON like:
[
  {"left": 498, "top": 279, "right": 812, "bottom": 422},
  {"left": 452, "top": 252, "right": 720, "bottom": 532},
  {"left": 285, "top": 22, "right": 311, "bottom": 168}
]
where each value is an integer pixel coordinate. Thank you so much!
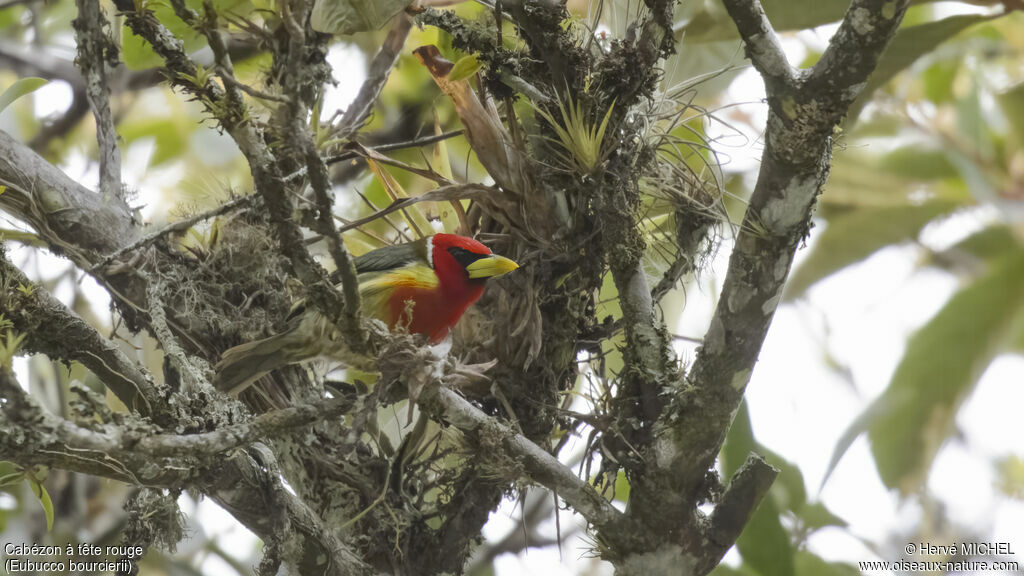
[
  {"left": 138, "top": 395, "right": 356, "bottom": 457},
  {"left": 0, "top": 248, "right": 159, "bottom": 415},
  {"left": 0, "top": 129, "right": 138, "bottom": 262},
  {"left": 811, "top": 0, "right": 910, "bottom": 87},
  {"left": 334, "top": 13, "right": 412, "bottom": 140},
  {"left": 0, "top": 367, "right": 355, "bottom": 465},
  {"left": 73, "top": 0, "right": 123, "bottom": 200},
  {"left": 420, "top": 385, "right": 623, "bottom": 531},
  {"left": 0, "top": 366, "right": 373, "bottom": 574},
  {"left": 89, "top": 194, "right": 259, "bottom": 273},
  {"left": 720, "top": 0, "right": 796, "bottom": 87},
  {"left": 645, "top": 0, "right": 910, "bottom": 566},
  {"left": 700, "top": 454, "right": 778, "bottom": 573}
]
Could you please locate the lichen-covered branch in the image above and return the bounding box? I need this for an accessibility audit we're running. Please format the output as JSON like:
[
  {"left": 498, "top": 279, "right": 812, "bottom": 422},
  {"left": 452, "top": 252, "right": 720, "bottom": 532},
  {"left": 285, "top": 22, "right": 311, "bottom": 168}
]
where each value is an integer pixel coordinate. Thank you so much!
[
  {"left": 421, "top": 386, "right": 623, "bottom": 530},
  {"left": 0, "top": 365, "right": 373, "bottom": 574},
  {"left": 0, "top": 129, "right": 138, "bottom": 262},
  {"left": 720, "top": 0, "right": 796, "bottom": 88},
  {"left": 700, "top": 454, "right": 778, "bottom": 573},
  {"left": 0, "top": 250, "right": 159, "bottom": 415},
  {"left": 0, "top": 367, "right": 189, "bottom": 486},
  {"left": 90, "top": 194, "right": 259, "bottom": 273},
  {"left": 641, "top": 0, "right": 910, "bottom": 569},
  {"left": 73, "top": 0, "right": 123, "bottom": 200}
]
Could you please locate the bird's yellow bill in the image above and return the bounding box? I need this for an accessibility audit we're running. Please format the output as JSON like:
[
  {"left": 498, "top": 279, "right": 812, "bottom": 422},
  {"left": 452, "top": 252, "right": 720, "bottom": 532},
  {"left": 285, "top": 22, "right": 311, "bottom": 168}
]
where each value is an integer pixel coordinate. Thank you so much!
[{"left": 466, "top": 255, "right": 519, "bottom": 279}]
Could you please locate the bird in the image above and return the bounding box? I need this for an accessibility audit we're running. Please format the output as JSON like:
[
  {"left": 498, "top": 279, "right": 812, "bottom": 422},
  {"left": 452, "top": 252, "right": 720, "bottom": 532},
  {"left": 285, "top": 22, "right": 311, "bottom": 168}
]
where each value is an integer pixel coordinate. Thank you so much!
[{"left": 214, "top": 234, "right": 519, "bottom": 395}]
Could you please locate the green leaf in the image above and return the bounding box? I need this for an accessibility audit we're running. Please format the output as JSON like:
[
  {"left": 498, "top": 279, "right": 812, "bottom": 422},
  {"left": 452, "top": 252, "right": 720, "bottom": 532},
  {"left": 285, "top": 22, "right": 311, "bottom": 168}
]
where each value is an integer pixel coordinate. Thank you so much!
[
  {"left": 877, "top": 146, "right": 958, "bottom": 181},
  {"left": 725, "top": 402, "right": 806, "bottom": 513},
  {"left": 847, "top": 14, "right": 997, "bottom": 122},
  {"left": 797, "top": 502, "right": 848, "bottom": 531},
  {"left": 996, "top": 455, "right": 1024, "bottom": 501},
  {"left": 794, "top": 551, "right": 860, "bottom": 576},
  {"left": 758, "top": 0, "right": 850, "bottom": 33},
  {"left": 676, "top": 0, "right": 849, "bottom": 43},
  {"left": 311, "top": 0, "right": 414, "bottom": 35},
  {"left": 28, "top": 478, "right": 54, "bottom": 531},
  {"left": 119, "top": 118, "right": 188, "bottom": 168},
  {"left": 785, "top": 200, "right": 962, "bottom": 299},
  {"left": 762, "top": 448, "right": 806, "bottom": 514},
  {"left": 868, "top": 250, "right": 1024, "bottom": 492},
  {"left": 737, "top": 496, "right": 794, "bottom": 576},
  {"left": 934, "top": 225, "right": 1019, "bottom": 266},
  {"left": 0, "top": 5, "right": 24, "bottom": 29},
  {"left": 0, "top": 462, "right": 24, "bottom": 487},
  {"left": 922, "top": 58, "right": 959, "bottom": 104},
  {"left": 997, "top": 82, "right": 1024, "bottom": 146},
  {"left": 722, "top": 400, "right": 757, "bottom": 477},
  {"left": 710, "top": 564, "right": 762, "bottom": 576},
  {"left": 723, "top": 402, "right": 795, "bottom": 576},
  {"left": 723, "top": 403, "right": 806, "bottom": 512},
  {"left": 820, "top": 394, "right": 892, "bottom": 491},
  {"left": 0, "top": 77, "right": 49, "bottom": 114},
  {"left": 448, "top": 54, "right": 483, "bottom": 83}
]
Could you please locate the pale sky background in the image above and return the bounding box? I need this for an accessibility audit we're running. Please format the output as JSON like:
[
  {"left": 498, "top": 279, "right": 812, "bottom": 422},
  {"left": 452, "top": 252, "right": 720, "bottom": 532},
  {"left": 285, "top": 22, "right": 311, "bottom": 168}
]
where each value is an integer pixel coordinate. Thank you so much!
[{"left": 5, "top": 2, "right": 1024, "bottom": 574}]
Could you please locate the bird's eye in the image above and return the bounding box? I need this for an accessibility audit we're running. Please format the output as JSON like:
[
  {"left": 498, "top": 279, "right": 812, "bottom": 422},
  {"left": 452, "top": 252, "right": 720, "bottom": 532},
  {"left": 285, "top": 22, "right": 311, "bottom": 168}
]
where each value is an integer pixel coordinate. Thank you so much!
[{"left": 447, "top": 246, "right": 487, "bottom": 268}]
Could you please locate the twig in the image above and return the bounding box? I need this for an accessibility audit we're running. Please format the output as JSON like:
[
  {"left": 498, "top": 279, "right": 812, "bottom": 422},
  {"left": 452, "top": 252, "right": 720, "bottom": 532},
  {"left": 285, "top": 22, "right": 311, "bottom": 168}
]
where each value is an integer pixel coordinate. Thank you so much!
[
  {"left": 274, "top": 0, "right": 367, "bottom": 349},
  {"left": 146, "top": 279, "right": 210, "bottom": 394},
  {"left": 322, "top": 129, "right": 464, "bottom": 166},
  {"left": 336, "top": 183, "right": 489, "bottom": 235},
  {"left": 216, "top": 66, "right": 291, "bottom": 103},
  {"left": 1, "top": 251, "right": 159, "bottom": 416},
  {"left": 89, "top": 194, "right": 259, "bottom": 273},
  {"left": 421, "top": 385, "right": 623, "bottom": 531},
  {"left": 334, "top": 13, "right": 413, "bottom": 140},
  {"left": 301, "top": 117, "right": 365, "bottom": 346},
  {"left": 73, "top": 0, "right": 123, "bottom": 200}
]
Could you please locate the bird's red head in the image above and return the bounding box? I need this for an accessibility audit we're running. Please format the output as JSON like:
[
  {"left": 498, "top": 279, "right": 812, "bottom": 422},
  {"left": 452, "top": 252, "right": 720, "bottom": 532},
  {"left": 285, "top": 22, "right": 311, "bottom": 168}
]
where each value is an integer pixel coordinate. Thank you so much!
[
  {"left": 407, "top": 234, "right": 518, "bottom": 341},
  {"left": 429, "top": 234, "right": 509, "bottom": 293}
]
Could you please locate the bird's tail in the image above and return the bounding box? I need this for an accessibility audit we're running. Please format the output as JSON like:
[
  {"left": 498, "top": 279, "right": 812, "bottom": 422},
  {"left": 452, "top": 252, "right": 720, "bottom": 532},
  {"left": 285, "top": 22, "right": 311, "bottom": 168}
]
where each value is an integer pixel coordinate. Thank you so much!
[{"left": 214, "top": 326, "right": 311, "bottom": 395}]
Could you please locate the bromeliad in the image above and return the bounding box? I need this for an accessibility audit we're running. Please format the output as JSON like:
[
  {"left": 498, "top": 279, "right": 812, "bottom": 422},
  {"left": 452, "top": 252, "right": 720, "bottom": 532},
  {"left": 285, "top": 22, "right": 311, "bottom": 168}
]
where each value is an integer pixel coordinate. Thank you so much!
[{"left": 214, "top": 234, "right": 518, "bottom": 394}]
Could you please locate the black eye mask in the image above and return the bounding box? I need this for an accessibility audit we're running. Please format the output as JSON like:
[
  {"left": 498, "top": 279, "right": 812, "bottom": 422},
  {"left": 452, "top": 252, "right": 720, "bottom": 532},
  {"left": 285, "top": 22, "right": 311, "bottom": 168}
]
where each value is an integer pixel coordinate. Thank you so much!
[{"left": 447, "top": 246, "right": 488, "bottom": 269}]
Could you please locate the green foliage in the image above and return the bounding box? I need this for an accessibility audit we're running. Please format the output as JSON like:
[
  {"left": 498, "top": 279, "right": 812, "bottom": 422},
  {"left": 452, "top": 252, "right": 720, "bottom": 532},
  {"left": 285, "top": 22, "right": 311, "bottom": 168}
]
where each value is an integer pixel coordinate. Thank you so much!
[
  {"left": 534, "top": 97, "right": 615, "bottom": 174},
  {"left": 119, "top": 118, "right": 189, "bottom": 168},
  {"left": 794, "top": 551, "right": 859, "bottom": 576},
  {"left": 310, "top": 0, "right": 414, "bottom": 35},
  {"left": 448, "top": 54, "right": 483, "bottom": 82},
  {"left": 722, "top": 402, "right": 850, "bottom": 576},
  {"left": 669, "top": 0, "right": 849, "bottom": 44},
  {"left": 0, "top": 462, "right": 24, "bottom": 487},
  {"left": 0, "top": 330, "right": 26, "bottom": 369},
  {"left": 997, "top": 455, "right": 1024, "bottom": 500},
  {"left": 723, "top": 402, "right": 793, "bottom": 576},
  {"left": 27, "top": 476, "right": 53, "bottom": 532},
  {"left": 785, "top": 200, "right": 962, "bottom": 299},
  {"left": 0, "top": 77, "right": 48, "bottom": 114},
  {"left": 997, "top": 82, "right": 1024, "bottom": 146},
  {"left": 847, "top": 14, "right": 996, "bottom": 122},
  {"left": 827, "top": 250, "right": 1024, "bottom": 493},
  {"left": 0, "top": 464, "right": 52, "bottom": 532},
  {"left": 121, "top": 0, "right": 250, "bottom": 70}
]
